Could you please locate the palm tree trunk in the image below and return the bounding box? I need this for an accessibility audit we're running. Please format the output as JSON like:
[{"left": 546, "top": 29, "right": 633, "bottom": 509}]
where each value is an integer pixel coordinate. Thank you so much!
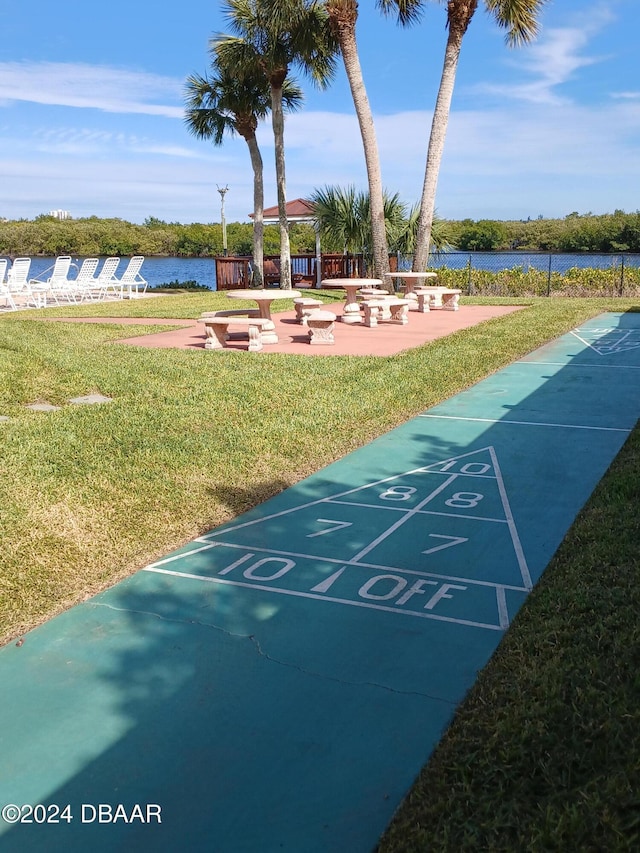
[
  {"left": 246, "top": 133, "right": 264, "bottom": 287},
  {"left": 412, "top": 22, "right": 467, "bottom": 272},
  {"left": 271, "top": 83, "right": 292, "bottom": 290},
  {"left": 335, "top": 20, "right": 390, "bottom": 279}
]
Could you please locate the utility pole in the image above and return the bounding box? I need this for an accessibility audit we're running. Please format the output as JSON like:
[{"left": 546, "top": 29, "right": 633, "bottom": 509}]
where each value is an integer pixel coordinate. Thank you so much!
[{"left": 217, "top": 185, "right": 229, "bottom": 256}]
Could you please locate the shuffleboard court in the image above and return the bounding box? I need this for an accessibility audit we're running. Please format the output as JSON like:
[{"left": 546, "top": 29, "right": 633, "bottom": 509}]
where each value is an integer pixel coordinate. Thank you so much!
[{"left": 1, "top": 312, "right": 639, "bottom": 852}]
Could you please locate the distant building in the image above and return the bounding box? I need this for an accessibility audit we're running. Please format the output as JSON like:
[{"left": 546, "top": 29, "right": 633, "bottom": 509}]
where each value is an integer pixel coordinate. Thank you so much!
[{"left": 49, "top": 209, "right": 71, "bottom": 220}]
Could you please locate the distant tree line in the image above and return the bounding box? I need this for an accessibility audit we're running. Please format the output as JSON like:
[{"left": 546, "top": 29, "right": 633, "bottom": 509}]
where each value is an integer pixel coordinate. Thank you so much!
[
  {"left": 447, "top": 210, "right": 640, "bottom": 254},
  {"left": 1, "top": 210, "right": 639, "bottom": 258},
  {"left": 0, "top": 215, "right": 316, "bottom": 258}
]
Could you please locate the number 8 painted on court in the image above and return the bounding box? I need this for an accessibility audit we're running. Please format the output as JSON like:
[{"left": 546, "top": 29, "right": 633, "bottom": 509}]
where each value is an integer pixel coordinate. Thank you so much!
[
  {"left": 379, "top": 486, "right": 417, "bottom": 501},
  {"left": 445, "top": 492, "right": 484, "bottom": 508}
]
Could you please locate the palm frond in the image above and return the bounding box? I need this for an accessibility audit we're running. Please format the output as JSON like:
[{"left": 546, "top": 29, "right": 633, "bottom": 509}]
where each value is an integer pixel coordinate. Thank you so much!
[
  {"left": 485, "top": 0, "right": 548, "bottom": 46},
  {"left": 377, "top": 0, "right": 425, "bottom": 27}
]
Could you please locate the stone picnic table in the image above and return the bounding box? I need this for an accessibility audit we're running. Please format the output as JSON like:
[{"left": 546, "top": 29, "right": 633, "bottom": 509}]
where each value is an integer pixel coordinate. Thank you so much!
[
  {"left": 226, "top": 288, "right": 301, "bottom": 343},
  {"left": 320, "top": 278, "right": 382, "bottom": 324}
]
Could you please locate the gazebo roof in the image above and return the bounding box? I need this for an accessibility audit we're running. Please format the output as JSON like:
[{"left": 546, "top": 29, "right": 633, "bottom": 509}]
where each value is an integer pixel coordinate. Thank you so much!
[{"left": 251, "top": 198, "right": 316, "bottom": 224}]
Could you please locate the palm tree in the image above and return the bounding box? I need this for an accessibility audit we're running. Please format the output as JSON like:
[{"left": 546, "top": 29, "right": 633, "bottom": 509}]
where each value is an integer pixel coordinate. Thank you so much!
[
  {"left": 412, "top": 0, "right": 548, "bottom": 272},
  {"left": 390, "top": 201, "right": 451, "bottom": 259},
  {"left": 311, "top": 185, "right": 365, "bottom": 256},
  {"left": 310, "top": 184, "right": 444, "bottom": 274},
  {"left": 184, "top": 61, "right": 302, "bottom": 287},
  {"left": 326, "top": 0, "right": 423, "bottom": 279},
  {"left": 216, "top": 0, "right": 337, "bottom": 288}
]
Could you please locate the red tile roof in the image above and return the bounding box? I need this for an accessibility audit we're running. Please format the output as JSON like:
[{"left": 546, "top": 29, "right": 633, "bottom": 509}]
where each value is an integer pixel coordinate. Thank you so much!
[{"left": 253, "top": 198, "right": 315, "bottom": 220}]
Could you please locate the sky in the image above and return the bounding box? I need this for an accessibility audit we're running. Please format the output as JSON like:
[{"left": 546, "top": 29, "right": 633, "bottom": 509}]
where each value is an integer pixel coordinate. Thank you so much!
[{"left": 0, "top": 0, "right": 638, "bottom": 225}]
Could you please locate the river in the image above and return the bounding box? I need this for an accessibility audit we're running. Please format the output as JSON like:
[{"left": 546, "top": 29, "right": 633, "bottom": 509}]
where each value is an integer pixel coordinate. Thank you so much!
[{"left": 15, "top": 252, "right": 640, "bottom": 292}]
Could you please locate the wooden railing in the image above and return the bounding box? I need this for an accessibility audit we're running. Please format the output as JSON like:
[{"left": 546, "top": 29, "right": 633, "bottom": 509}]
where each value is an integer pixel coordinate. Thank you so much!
[
  {"left": 213, "top": 256, "right": 252, "bottom": 290},
  {"left": 214, "top": 253, "right": 368, "bottom": 290}
]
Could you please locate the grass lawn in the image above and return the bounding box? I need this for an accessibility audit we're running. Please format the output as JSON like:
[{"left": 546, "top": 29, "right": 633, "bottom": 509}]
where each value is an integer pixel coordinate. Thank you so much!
[{"left": 1, "top": 292, "right": 638, "bottom": 848}]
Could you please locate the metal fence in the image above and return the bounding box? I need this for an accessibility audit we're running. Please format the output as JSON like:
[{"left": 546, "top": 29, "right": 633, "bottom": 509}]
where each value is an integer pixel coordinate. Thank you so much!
[{"left": 397, "top": 252, "right": 640, "bottom": 297}]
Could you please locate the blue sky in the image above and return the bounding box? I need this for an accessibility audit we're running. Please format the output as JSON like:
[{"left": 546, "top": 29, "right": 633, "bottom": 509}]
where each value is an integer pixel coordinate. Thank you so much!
[{"left": 0, "top": 0, "right": 638, "bottom": 224}]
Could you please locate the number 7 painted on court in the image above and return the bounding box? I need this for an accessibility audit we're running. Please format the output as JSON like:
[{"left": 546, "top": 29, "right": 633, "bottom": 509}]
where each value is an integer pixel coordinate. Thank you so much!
[
  {"left": 307, "top": 519, "right": 354, "bottom": 538},
  {"left": 422, "top": 534, "right": 469, "bottom": 555}
]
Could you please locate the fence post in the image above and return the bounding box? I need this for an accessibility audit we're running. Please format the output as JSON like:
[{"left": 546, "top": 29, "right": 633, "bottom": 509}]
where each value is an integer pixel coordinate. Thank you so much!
[
  {"left": 620, "top": 255, "right": 625, "bottom": 296},
  {"left": 467, "top": 255, "right": 473, "bottom": 295},
  {"left": 547, "top": 254, "right": 552, "bottom": 296}
]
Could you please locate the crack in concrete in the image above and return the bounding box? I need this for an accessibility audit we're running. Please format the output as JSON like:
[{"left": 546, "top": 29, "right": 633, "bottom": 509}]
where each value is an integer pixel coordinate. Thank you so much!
[{"left": 88, "top": 600, "right": 454, "bottom": 706}]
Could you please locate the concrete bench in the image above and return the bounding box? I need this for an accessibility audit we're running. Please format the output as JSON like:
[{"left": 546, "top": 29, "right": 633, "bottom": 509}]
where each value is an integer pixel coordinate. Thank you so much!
[
  {"left": 198, "top": 316, "right": 271, "bottom": 352},
  {"left": 357, "top": 288, "right": 396, "bottom": 320},
  {"left": 307, "top": 310, "right": 336, "bottom": 345},
  {"left": 361, "top": 298, "right": 409, "bottom": 328},
  {"left": 293, "top": 297, "right": 323, "bottom": 325},
  {"left": 201, "top": 308, "right": 260, "bottom": 319},
  {"left": 414, "top": 287, "right": 461, "bottom": 312}
]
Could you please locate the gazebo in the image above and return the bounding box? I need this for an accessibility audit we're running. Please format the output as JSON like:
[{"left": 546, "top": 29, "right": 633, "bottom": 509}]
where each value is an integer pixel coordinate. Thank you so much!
[{"left": 255, "top": 198, "right": 322, "bottom": 287}]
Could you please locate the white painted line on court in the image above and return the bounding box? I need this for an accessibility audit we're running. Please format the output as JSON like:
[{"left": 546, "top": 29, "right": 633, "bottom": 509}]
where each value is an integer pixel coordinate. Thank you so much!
[
  {"left": 496, "top": 586, "right": 510, "bottom": 629},
  {"left": 349, "top": 475, "right": 458, "bottom": 563},
  {"left": 419, "top": 414, "right": 632, "bottom": 432},
  {"left": 143, "top": 540, "right": 529, "bottom": 592},
  {"left": 198, "top": 466, "right": 441, "bottom": 541},
  {"left": 146, "top": 541, "right": 220, "bottom": 569},
  {"left": 517, "top": 361, "right": 640, "bottom": 370},
  {"left": 571, "top": 328, "right": 640, "bottom": 355},
  {"left": 489, "top": 446, "right": 532, "bottom": 589},
  {"left": 326, "top": 499, "right": 509, "bottom": 524},
  {"left": 143, "top": 566, "right": 506, "bottom": 631}
]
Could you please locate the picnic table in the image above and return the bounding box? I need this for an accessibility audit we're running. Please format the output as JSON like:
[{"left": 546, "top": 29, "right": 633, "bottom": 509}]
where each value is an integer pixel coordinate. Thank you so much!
[
  {"left": 321, "top": 278, "right": 382, "bottom": 324},
  {"left": 226, "top": 288, "right": 301, "bottom": 343},
  {"left": 383, "top": 272, "right": 438, "bottom": 306}
]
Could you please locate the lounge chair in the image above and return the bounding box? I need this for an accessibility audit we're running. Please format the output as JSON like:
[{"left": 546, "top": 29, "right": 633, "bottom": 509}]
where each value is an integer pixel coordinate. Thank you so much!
[
  {"left": 73, "top": 258, "right": 100, "bottom": 301},
  {"left": 0, "top": 259, "right": 17, "bottom": 310},
  {"left": 6, "top": 258, "right": 32, "bottom": 307},
  {"left": 94, "top": 257, "right": 121, "bottom": 300},
  {"left": 114, "top": 256, "right": 147, "bottom": 299},
  {"left": 28, "top": 256, "right": 73, "bottom": 306}
]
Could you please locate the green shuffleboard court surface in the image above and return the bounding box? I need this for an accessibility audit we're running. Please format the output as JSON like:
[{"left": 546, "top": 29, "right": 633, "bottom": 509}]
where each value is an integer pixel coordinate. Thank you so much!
[{"left": 1, "top": 312, "right": 639, "bottom": 852}]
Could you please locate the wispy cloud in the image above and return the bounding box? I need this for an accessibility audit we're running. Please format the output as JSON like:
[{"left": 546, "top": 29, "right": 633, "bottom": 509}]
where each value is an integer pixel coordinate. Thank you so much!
[
  {"left": 21, "top": 126, "right": 198, "bottom": 158},
  {"left": 476, "top": 5, "right": 615, "bottom": 105},
  {"left": 611, "top": 91, "right": 640, "bottom": 100},
  {"left": 0, "top": 61, "right": 183, "bottom": 118}
]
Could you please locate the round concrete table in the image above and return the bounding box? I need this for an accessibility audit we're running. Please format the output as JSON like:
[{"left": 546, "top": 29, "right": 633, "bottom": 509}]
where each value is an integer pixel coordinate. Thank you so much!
[
  {"left": 226, "top": 289, "right": 301, "bottom": 343},
  {"left": 383, "top": 272, "right": 438, "bottom": 307},
  {"left": 321, "top": 278, "right": 382, "bottom": 324}
]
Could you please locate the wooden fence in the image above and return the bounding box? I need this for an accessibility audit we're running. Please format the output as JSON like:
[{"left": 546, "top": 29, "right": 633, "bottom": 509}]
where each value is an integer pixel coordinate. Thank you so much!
[{"left": 214, "top": 253, "right": 367, "bottom": 290}]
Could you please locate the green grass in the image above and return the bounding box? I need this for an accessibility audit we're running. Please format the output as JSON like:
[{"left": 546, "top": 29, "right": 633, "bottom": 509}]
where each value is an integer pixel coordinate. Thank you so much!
[{"left": 1, "top": 293, "right": 639, "bottom": 848}]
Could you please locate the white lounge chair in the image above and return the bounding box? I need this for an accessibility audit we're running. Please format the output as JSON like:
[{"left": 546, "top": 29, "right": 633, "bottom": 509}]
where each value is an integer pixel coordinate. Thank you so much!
[
  {"left": 6, "top": 258, "right": 32, "bottom": 307},
  {"left": 28, "top": 256, "right": 73, "bottom": 306},
  {"left": 95, "top": 257, "right": 121, "bottom": 300},
  {"left": 73, "top": 258, "right": 100, "bottom": 301},
  {"left": 0, "top": 259, "right": 16, "bottom": 310},
  {"left": 115, "top": 256, "right": 147, "bottom": 299}
]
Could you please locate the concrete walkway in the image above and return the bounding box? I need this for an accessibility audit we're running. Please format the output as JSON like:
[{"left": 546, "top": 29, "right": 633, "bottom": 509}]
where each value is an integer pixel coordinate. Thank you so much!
[{"left": 0, "top": 312, "right": 638, "bottom": 852}]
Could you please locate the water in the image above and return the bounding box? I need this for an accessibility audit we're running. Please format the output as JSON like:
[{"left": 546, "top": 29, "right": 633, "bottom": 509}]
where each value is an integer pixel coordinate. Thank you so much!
[
  {"left": 7, "top": 253, "right": 640, "bottom": 292},
  {"left": 419, "top": 251, "right": 640, "bottom": 274},
  {"left": 5, "top": 256, "right": 220, "bottom": 290}
]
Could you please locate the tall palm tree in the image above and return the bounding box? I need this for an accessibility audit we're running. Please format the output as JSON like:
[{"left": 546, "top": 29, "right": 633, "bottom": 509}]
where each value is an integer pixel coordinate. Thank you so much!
[
  {"left": 412, "top": 0, "right": 548, "bottom": 272},
  {"left": 216, "top": 0, "right": 337, "bottom": 288},
  {"left": 184, "top": 62, "right": 302, "bottom": 287},
  {"left": 326, "top": 0, "right": 423, "bottom": 279}
]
